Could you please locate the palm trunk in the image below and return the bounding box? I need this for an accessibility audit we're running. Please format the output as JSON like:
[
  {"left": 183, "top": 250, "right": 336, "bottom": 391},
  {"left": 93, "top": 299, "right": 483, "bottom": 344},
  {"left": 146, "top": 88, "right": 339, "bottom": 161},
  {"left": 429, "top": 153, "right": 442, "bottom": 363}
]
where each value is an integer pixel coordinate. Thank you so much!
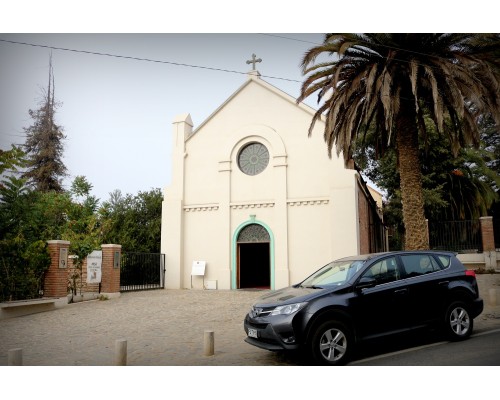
[{"left": 395, "top": 109, "right": 429, "bottom": 250}]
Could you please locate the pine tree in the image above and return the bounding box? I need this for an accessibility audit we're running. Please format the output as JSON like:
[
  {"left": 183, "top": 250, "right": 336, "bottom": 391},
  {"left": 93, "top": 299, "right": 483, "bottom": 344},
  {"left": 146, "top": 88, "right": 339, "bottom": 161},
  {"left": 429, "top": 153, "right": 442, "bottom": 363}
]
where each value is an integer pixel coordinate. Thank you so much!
[{"left": 23, "top": 54, "right": 67, "bottom": 192}]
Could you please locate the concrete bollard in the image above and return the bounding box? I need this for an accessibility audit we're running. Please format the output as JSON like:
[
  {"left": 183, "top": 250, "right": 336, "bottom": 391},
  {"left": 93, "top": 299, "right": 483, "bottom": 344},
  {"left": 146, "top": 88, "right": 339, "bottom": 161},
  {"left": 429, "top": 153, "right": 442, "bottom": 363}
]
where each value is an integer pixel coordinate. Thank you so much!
[
  {"left": 204, "top": 330, "right": 214, "bottom": 356},
  {"left": 489, "top": 288, "right": 498, "bottom": 307},
  {"left": 114, "top": 339, "right": 127, "bottom": 366},
  {"left": 8, "top": 348, "right": 22, "bottom": 366}
]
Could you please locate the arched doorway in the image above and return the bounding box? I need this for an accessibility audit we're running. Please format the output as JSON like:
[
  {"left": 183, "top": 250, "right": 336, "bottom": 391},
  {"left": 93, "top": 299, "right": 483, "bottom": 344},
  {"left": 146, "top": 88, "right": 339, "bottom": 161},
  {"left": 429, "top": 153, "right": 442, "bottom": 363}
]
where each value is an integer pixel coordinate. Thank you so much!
[{"left": 236, "top": 223, "right": 271, "bottom": 289}]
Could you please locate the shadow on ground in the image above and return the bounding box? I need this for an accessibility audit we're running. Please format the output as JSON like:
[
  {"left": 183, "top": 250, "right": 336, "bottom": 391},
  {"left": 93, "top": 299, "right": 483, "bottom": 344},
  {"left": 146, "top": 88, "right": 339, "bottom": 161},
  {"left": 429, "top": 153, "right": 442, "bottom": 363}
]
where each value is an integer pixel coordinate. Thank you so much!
[{"left": 262, "top": 329, "right": 448, "bottom": 366}]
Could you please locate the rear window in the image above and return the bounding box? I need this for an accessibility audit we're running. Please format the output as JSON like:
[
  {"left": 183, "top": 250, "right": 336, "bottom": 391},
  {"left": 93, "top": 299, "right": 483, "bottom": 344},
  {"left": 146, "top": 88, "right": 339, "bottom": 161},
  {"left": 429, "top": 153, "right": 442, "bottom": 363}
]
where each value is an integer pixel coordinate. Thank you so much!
[
  {"left": 401, "top": 254, "right": 443, "bottom": 277},
  {"left": 437, "top": 255, "right": 451, "bottom": 268}
]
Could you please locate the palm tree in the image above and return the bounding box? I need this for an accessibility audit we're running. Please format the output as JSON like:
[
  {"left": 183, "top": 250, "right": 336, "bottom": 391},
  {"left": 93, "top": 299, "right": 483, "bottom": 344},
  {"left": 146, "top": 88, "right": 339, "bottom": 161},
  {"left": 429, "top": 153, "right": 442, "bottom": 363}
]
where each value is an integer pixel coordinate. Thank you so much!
[{"left": 298, "top": 33, "right": 500, "bottom": 250}]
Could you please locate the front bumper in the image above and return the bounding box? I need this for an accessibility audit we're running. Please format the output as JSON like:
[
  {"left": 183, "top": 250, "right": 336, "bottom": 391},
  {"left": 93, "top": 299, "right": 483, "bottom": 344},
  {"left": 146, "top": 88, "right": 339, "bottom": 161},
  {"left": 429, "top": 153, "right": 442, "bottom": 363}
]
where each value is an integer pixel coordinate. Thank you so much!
[{"left": 243, "top": 314, "right": 301, "bottom": 351}]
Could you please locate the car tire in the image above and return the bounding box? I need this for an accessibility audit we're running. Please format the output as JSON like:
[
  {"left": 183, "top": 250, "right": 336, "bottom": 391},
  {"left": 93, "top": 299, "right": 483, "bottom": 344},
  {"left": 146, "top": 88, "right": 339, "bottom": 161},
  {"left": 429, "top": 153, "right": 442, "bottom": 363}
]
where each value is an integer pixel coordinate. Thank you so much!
[
  {"left": 444, "top": 301, "right": 473, "bottom": 341},
  {"left": 310, "top": 320, "right": 352, "bottom": 366}
]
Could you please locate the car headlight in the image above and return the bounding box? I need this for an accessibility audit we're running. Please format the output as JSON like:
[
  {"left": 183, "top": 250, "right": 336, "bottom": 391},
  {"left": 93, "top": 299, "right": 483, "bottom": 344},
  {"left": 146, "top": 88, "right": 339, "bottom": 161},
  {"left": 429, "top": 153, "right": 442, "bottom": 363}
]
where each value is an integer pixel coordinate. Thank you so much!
[{"left": 271, "top": 302, "right": 306, "bottom": 316}]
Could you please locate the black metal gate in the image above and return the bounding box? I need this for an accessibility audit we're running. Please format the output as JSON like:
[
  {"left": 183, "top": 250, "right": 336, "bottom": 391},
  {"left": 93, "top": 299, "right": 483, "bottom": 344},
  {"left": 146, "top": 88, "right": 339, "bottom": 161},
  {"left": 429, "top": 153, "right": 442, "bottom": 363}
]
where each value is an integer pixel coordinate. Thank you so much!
[
  {"left": 120, "top": 253, "right": 166, "bottom": 292},
  {"left": 429, "top": 220, "right": 482, "bottom": 253}
]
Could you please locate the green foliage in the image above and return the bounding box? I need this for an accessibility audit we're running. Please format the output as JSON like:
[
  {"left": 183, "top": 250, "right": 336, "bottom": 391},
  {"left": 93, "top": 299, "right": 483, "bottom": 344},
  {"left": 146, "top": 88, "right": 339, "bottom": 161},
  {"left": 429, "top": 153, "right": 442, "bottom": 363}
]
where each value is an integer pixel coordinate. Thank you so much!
[
  {"left": 1, "top": 147, "right": 50, "bottom": 300},
  {"left": 71, "top": 175, "right": 93, "bottom": 199},
  {"left": 66, "top": 239, "right": 96, "bottom": 299},
  {"left": 100, "top": 188, "right": 163, "bottom": 253},
  {"left": 1, "top": 136, "right": 163, "bottom": 300},
  {"left": 0, "top": 145, "right": 27, "bottom": 175},
  {"left": 0, "top": 239, "right": 51, "bottom": 301},
  {"left": 0, "top": 155, "right": 102, "bottom": 300},
  {"left": 0, "top": 174, "right": 163, "bottom": 301},
  {"left": 0, "top": 191, "right": 62, "bottom": 300},
  {"left": 63, "top": 176, "right": 102, "bottom": 298},
  {"left": 353, "top": 120, "right": 499, "bottom": 229}
]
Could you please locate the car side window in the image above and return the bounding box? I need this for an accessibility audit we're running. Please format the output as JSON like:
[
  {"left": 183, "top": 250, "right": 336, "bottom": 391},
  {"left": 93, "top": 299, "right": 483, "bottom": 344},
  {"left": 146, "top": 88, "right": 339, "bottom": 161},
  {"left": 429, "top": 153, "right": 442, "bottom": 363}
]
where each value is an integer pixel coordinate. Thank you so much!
[
  {"left": 362, "top": 257, "right": 399, "bottom": 285},
  {"left": 437, "top": 255, "right": 451, "bottom": 269},
  {"left": 401, "top": 254, "right": 440, "bottom": 277}
]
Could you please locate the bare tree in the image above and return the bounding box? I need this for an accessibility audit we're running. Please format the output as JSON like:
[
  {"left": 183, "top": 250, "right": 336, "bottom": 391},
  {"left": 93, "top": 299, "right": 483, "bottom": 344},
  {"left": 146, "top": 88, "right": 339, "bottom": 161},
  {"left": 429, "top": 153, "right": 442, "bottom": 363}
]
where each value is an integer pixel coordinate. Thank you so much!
[{"left": 23, "top": 53, "right": 67, "bottom": 192}]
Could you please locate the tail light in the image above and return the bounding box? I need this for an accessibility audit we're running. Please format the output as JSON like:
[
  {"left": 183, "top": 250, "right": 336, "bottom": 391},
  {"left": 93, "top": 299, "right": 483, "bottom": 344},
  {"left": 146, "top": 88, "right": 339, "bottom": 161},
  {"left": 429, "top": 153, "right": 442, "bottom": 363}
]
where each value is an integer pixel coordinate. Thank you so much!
[
  {"left": 465, "top": 270, "right": 476, "bottom": 278},
  {"left": 465, "top": 270, "right": 479, "bottom": 296}
]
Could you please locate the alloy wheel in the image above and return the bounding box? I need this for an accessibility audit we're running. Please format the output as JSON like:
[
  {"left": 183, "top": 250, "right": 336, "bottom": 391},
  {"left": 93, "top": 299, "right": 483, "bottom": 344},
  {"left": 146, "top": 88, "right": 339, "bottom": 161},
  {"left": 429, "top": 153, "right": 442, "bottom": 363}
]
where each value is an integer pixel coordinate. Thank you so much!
[
  {"left": 449, "top": 306, "right": 470, "bottom": 336},
  {"left": 318, "top": 328, "right": 347, "bottom": 362}
]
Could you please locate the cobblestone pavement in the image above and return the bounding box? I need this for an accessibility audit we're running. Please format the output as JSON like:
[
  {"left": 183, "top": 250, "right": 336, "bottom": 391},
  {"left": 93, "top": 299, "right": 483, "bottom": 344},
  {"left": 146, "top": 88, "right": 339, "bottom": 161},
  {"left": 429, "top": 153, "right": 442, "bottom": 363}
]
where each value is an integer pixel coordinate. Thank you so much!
[{"left": 1, "top": 274, "right": 499, "bottom": 366}]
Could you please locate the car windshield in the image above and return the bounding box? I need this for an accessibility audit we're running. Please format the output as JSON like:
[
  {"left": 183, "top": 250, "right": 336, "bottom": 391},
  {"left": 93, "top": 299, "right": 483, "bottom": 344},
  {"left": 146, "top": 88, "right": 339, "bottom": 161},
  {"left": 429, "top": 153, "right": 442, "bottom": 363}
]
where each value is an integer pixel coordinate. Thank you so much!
[{"left": 300, "top": 260, "right": 366, "bottom": 287}]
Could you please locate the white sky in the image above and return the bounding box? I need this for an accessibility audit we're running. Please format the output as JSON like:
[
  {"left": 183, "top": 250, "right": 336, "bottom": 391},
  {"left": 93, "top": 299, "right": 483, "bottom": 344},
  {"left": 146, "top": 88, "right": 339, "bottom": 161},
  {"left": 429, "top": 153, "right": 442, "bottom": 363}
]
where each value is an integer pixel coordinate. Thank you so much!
[
  {"left": 1, "top": 2, "right": 493, "bottom": 201},
  {"left": 0, "top": 32, "right": 326, "bottom": 200}
]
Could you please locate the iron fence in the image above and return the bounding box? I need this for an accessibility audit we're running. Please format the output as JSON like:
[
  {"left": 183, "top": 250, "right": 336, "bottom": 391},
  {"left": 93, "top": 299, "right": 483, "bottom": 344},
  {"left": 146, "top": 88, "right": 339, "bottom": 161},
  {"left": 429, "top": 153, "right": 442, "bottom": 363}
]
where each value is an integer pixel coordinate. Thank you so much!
[
  {"left": 369, "top": 221, "right": 389, "bottom": 253},
  {"left": 387, "top": 225, "right": 404, "bottom": 251},
  {"left": 428, "top": 220, "right": 482, "bottom": 253},
  {"left": 494, "top": 217, "right": 500, "bottom": 251},
  {"left": 120, "top": 253, "right": 165, "bottom": 292}
]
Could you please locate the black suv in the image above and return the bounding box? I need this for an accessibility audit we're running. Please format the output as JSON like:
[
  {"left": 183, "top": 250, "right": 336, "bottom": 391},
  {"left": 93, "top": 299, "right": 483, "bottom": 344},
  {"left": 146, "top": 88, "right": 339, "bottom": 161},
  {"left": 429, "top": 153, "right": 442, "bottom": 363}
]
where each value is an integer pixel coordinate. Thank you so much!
[{"left": 243, "top": 251, "right": 484, "bottom": 365}]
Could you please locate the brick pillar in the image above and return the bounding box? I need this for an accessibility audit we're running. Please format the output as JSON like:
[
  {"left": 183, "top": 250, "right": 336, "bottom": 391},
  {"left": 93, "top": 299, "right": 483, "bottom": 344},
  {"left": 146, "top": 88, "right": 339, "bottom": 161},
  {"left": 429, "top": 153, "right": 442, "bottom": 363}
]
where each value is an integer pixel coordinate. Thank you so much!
[
  {"left": 45, "top": 240, "right": 70, "bottom": 298},
  {"left": 480, "top": 217, "right": 495, "bottom": 252},
  {"left": 101, "top": 244, "right": 121, "bottom": 294}
]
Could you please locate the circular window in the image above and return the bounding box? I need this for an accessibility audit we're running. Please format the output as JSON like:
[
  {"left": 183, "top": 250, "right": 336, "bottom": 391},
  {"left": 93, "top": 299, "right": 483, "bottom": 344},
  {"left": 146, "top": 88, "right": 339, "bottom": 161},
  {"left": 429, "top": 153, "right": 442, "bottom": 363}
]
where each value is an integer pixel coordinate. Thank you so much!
[{"left": 237, "top": 142, "right": 269, "bottom": 176}]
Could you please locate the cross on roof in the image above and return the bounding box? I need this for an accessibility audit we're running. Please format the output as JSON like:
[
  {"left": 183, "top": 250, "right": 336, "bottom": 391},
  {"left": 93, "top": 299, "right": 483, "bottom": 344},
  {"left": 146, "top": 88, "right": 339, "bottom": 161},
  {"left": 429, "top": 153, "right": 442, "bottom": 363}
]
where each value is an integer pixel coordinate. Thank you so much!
[{"left": 246, "top": 54, "right": 262, "bottom": 70}]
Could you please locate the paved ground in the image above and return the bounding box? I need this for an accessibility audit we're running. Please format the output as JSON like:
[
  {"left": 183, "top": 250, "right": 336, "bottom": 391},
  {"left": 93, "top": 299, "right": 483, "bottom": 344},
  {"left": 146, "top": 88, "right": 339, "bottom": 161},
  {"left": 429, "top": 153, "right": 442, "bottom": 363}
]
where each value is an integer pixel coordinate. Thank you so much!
[{"left": 1, "top": 274, "right": 499, "bottom": 366}]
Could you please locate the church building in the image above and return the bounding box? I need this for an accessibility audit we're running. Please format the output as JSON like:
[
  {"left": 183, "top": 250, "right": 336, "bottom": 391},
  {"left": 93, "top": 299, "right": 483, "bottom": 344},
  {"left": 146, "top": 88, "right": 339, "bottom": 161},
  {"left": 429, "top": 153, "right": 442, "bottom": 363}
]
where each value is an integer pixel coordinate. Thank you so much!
[{"left": 161, "top": 61, "right": 386, "bottom": 290}]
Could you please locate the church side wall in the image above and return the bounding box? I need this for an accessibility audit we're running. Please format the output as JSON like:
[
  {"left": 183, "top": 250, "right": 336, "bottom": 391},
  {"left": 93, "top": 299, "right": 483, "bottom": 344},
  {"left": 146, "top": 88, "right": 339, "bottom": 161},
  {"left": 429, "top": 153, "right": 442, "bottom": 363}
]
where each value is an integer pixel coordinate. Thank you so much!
[
  {"left": 287, "top": 202, "right": 333, "bottom": 285},
  {"left": 329, "top": 172, "right": 361, "bottom": 259}
]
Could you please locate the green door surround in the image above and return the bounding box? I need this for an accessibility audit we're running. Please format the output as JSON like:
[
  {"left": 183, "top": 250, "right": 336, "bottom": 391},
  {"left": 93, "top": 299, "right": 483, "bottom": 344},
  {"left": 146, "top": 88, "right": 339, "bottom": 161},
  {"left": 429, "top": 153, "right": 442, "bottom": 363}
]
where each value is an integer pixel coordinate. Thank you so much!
[{"left": 231, "top": 215, "right": 275, "bottom": 290}]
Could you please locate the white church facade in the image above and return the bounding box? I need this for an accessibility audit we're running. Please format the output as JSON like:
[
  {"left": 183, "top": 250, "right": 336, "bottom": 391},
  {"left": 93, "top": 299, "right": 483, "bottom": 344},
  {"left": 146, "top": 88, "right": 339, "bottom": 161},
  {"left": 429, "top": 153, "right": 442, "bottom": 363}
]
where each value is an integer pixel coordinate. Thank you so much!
[{"left": 161, "top": 68, "right": 386, "bottom": 291}]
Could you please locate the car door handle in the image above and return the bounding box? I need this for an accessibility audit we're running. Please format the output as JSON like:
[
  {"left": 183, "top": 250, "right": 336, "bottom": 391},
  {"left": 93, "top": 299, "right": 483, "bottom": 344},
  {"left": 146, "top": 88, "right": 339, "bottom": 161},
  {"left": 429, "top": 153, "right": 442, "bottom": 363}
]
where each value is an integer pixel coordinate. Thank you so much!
[
  {"left": 394, "top": 288, "right": 408, "bottom": 295},
  {"left": 438, "top": 281, "right": 450, "bottom": 286}
]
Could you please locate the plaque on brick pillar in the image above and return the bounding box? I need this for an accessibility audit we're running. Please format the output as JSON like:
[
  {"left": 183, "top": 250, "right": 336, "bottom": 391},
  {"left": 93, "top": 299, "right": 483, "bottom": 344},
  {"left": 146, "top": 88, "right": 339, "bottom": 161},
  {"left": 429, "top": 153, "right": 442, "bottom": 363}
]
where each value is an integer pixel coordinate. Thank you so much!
[
  {"left": 59, "top": 247, "right": 68, "bottom": 268},
  {"left": 114, "top": 251, "right": 121, "bottom": 269}
]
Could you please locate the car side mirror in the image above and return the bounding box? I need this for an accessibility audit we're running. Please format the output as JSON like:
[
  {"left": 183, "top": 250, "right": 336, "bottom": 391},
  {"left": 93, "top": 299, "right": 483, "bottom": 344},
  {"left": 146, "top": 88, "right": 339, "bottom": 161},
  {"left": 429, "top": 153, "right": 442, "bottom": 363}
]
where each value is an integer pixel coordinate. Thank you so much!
[{"left": 356, "top": 276, "right": 376, "bottom": 290}]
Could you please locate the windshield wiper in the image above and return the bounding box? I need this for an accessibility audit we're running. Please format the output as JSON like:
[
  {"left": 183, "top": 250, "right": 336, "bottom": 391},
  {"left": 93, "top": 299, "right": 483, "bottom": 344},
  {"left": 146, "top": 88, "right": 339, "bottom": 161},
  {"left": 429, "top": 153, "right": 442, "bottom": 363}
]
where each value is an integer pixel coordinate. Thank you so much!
[{"left": 303, "top": 285, "right": 323, "bottom": 289}]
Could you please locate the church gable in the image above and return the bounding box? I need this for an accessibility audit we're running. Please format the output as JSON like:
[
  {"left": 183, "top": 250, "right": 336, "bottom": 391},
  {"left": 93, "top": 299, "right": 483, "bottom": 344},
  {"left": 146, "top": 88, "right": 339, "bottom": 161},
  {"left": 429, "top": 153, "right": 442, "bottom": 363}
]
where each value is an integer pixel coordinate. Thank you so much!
[
  {"left": 182, "top": 74, "right": 350, "bottom": 204},
  {"left": 188, "top": 74, "right": 317, "bottom": 141}
]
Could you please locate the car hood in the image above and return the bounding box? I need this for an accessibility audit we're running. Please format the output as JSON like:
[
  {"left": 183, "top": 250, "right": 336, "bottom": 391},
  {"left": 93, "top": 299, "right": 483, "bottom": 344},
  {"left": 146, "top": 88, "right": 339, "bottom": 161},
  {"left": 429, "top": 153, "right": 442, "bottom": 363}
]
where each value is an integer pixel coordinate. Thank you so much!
[{"left": 253, "top": 284, "right": 342, "bottom": 307}]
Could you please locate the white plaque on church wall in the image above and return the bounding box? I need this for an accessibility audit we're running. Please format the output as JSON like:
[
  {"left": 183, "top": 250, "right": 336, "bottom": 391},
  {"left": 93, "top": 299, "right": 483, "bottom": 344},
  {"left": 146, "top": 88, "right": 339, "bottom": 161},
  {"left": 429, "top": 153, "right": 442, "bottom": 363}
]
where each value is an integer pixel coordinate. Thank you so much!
[
  {"left": 191, "top": 261, "right": 206, "bottom": 276},
  {"left": 86, "top": 250, "right": 102, "bottom": 284}
]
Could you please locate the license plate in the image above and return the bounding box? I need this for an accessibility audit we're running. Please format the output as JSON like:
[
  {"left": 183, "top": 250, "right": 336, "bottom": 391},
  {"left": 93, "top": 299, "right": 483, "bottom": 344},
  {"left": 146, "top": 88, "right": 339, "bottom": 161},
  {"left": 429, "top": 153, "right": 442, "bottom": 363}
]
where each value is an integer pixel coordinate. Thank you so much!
[{"left": 248, "top": 328, "right": 258, "bottom": 338}]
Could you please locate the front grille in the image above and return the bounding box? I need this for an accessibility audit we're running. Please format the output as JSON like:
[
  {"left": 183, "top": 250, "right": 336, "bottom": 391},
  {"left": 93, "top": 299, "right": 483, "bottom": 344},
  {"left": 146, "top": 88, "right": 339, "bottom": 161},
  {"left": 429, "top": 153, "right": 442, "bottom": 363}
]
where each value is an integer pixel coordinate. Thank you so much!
[
  {"left": 247, "top": 321, "right": 268, "bottom": 330},
  {"left": 250, "top": 306, "right": 273, "bottom": 318}
]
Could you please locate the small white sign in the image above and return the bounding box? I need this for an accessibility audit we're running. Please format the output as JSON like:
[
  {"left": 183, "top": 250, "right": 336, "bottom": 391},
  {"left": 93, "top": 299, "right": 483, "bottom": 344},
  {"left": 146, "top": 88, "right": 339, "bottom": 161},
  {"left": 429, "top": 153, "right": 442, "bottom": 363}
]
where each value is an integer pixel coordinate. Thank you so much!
[
  {"left": 191, "top": 261, "right": 206, "bottom": 276},
  {"left": 86, "top": 250, "right": 102, "bottom": 284}
]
